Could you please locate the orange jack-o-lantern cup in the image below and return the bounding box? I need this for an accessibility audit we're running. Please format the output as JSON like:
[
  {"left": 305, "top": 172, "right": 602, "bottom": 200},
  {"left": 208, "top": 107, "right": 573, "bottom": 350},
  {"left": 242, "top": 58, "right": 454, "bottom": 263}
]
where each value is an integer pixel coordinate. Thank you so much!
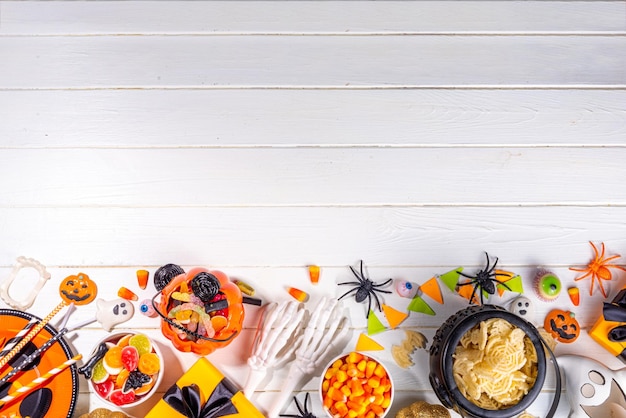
[{"left": 158, "top": 267, "right": 244, "bottom": 356}]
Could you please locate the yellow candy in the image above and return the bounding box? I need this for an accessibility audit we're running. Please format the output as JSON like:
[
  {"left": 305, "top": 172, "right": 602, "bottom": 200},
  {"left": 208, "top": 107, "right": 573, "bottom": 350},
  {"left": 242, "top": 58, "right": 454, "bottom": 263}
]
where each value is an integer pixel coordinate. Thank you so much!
[{"left": 171, "top": 291, "right": 191, "bottom": 302}]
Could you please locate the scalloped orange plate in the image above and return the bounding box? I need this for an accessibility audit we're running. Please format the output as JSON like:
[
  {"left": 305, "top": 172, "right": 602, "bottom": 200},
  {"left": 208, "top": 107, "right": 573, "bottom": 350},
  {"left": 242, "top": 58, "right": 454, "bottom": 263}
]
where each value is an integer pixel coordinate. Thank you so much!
[{"left": 0, "top": 309, "right": 79, "bottom": 417}]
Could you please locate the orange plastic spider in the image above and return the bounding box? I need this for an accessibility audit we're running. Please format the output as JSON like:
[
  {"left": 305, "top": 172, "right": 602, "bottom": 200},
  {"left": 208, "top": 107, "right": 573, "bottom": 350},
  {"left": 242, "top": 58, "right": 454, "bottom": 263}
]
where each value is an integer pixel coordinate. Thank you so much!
[{"left": 570, "top": 241, "right": 626, "bottom": 298}]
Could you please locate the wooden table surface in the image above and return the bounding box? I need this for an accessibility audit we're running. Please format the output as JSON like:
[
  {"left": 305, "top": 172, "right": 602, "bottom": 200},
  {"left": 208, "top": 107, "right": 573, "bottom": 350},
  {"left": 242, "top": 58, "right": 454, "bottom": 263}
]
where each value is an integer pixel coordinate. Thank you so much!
[{"left": 0, "top": 1, "right": 625, "bottom": 417}]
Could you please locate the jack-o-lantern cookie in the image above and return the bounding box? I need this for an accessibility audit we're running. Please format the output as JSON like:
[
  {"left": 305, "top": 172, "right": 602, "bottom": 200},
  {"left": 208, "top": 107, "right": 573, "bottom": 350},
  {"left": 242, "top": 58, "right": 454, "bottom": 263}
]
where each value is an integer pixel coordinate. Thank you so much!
[
  {"left": 544, "top": 309, "right": 579, "bottom": 343},
  {"left": 59, "top": 273, "right": 98, "bottom": 305}
]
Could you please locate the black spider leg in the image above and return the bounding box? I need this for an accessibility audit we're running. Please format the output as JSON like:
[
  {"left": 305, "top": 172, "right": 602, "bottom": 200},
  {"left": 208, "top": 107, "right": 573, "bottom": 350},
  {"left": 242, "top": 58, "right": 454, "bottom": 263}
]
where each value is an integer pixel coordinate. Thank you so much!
[
  {"left": 337, "top": 262, "right": 366, "bottom": 299},
  {"left": 337, "top": 283, "right": 361, "bottom": 301},
  {"left": 294, "top": 393, "right": 306, "bottom": 416},
  {"left": 485, "top": 252, "right": 497, "bottom": 274},
  {"left": 366, "top": 290, "right": 373, "bottom": 318},
  {"left": 279, "top": 393, "right": 315, "bottom": 418},
  {"left": 492, "top": 270, "right": 513, "bottom": 291},
  {"left": 279, "top": 396, "right": 301, "bottom": 418},
  {"left": 359, "top": 259, "right": 366, "bottom": 281},
  {"left": 487, "top": 254, "right": 514, "bottom": 291},
  {"left": 350, "top": 263, "right": 365, "bottom": 283},
  {"left": 456, "top": 273, "right": 481, "bottom": 305},
  {"left": 372, "top": 278, "right": 393, "bottom": 289},
  {"left": 470, "top": 281, "right": 483, "bottom": 305},
  {"left": 367, "top": 279, "right": 393, "bottom": 312}
]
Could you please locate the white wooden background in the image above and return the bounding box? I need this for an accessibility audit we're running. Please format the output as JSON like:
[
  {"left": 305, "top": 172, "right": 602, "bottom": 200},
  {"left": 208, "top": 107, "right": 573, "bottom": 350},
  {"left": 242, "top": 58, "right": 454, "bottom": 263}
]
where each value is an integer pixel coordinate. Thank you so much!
[{"left": 1, "top": 1, "right": 626, "bottom": 417}]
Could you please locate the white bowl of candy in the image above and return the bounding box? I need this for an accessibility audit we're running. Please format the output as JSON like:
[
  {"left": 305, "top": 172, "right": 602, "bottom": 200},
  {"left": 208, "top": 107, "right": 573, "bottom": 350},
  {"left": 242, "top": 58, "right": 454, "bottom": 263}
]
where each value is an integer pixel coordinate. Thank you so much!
[
  {"left": 86, "top": 331, "right": 163, "bottom": 408},
  {"left": 319, "top": 351, "right": 394, "bottom": 418}
]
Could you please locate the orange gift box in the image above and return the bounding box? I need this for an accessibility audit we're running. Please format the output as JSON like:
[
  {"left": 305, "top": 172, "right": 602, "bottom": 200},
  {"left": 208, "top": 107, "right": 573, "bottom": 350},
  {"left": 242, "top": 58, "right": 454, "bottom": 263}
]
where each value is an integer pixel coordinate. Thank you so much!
[{"left": 146, "top": 357, "right": 264, "bottom": 418}]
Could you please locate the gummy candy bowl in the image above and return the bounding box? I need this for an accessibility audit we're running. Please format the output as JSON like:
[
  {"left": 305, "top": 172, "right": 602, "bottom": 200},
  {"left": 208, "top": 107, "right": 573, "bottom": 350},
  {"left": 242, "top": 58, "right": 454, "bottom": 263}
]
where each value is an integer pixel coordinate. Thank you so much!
[
  {"left": 156, "top": 267, "right": 244, "bottom": 356},
  {"left": 86, "top": 331, "right": 163, "bottom": 408},
  {"left": 319, "top": 351, "right": 394, "bottom": 418}
]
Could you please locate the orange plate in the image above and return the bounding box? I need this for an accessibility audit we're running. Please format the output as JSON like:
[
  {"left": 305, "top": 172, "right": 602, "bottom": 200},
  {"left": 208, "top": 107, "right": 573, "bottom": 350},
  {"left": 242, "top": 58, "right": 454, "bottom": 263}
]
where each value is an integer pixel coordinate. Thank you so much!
[{"left": 0, "top": 309, "right": 79, "bottom": 417}]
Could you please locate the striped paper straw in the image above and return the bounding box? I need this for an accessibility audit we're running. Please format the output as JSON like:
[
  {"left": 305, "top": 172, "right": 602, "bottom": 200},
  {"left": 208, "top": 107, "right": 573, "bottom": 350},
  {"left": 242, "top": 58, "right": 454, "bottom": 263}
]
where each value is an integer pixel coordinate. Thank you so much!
[
  {"left": 0, "top": 328, "right": 69, "bottom": 386},
  {"left": 0, "top": 318, "right": 38, "bottom": 359},
  {"left": 0, "top": 301, "right": 67, "bottom": 370},
  {"left": 0, "top": 353, "right": 82, "bottom": 409}
]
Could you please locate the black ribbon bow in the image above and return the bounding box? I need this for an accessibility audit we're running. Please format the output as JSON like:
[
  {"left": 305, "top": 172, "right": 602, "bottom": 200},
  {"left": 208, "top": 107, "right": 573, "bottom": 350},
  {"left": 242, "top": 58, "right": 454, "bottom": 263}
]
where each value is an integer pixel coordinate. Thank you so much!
[
  {"left": 163, "top": 378, "right": 239, "bottom": 418},
  {"left": 604, "top": 289, "right": 626, "bottom": 342}
]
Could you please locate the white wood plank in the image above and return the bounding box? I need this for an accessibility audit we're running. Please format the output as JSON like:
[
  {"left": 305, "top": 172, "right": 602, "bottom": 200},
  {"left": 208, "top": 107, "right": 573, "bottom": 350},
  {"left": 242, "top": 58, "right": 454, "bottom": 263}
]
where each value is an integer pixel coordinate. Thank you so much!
[
  {"left": 2, "top": 36, "right": 625, "bottom": 88},
  {"left": 1, "top": 206, "right": 625, "bottom": 267},
  {"left": 1, "top": 1, "right": 624, "bottom": 34},
  {"left": 3, "top": 89, "right": 626, "bottom": 146},
  {"left": 1, "top": 147, "right": 626, "bottom": 206}
]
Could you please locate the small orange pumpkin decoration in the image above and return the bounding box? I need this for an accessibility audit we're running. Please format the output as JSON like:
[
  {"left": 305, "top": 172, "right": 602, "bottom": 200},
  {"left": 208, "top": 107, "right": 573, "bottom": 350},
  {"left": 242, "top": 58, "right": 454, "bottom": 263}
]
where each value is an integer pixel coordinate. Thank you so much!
[
  {"left": 544, "top": 309, "right": 579, "bottom": 343},
  {"left": 159, "top": 267, "right": 244, "bottom": 355},
  {"left": 59, "top": 273, "right": 98, "bottom": 306}
]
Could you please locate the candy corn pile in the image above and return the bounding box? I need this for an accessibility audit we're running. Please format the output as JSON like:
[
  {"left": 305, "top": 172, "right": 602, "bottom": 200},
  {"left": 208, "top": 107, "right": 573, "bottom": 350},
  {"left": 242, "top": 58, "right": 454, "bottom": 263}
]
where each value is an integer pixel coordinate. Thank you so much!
[{"left": 321, "top": 352, "right": 392, "bottom": 418}]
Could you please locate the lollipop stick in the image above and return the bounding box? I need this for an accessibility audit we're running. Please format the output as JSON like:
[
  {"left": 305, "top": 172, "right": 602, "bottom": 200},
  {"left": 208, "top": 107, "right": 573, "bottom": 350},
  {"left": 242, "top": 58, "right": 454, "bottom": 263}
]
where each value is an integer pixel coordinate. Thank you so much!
[
  {"left": 0, "top": 353, "right": 81, "bottom": 409},
  {"left": 0, "top": 301, "right": 67, "bottom": 370}
]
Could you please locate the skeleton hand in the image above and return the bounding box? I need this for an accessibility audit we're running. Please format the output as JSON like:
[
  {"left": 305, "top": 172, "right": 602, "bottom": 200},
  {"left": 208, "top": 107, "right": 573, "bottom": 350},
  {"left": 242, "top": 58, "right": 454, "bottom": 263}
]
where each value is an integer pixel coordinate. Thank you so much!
[
  {"left": 243, "top": 300, "right": 305, "bottom": 397},
  {"left": 267, "top": 297, "right": 350, "bottom": 417}
]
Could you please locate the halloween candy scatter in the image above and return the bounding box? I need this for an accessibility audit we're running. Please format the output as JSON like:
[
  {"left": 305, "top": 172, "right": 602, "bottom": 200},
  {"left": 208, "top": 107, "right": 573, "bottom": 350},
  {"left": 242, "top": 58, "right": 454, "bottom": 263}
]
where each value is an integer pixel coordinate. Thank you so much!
[{"left": 3, "top": 248, "right": 624, "bottom": 418}]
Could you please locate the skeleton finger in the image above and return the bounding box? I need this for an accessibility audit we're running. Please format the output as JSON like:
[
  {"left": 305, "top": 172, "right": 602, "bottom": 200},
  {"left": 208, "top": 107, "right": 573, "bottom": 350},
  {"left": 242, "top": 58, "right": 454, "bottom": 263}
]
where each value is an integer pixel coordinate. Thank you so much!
[{"left": 254, "top": 301, "right": 302, "bottom": 361}]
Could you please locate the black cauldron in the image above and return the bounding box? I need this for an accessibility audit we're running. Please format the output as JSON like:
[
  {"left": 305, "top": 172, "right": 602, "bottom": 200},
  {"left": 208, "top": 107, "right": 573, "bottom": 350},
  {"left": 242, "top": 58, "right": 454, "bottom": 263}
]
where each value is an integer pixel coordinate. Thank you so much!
[{"left": 429, "top": 304, "right": 560, "bottom": 418}]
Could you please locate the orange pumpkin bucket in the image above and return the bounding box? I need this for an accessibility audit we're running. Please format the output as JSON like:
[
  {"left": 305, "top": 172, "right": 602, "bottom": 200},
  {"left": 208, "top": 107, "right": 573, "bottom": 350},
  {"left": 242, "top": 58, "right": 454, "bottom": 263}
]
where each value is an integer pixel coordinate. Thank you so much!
[{"left": 154, "top": 267, "right": 244, "bottom": 356}]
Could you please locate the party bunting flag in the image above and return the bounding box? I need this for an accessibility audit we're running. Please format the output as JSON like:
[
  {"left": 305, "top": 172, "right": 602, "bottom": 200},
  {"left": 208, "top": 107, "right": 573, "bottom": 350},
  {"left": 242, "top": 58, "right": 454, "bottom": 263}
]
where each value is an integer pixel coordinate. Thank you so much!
[
  {"left": 355, "top": 333, "right": 384, "bottom": 351},
  {"left": 439, "top": 267, "right": 464, "bottom": 293},
  {"left": 496, "top": 272, "right": 523, "bottom": 296},
  {"left": 367, "top": 310, "right": 387, "bottom": 335},
  {"left": 407, "top": 296, "right": 435, "bottom": 315},
  {"left": 419, "top": 277, "right": 443, "bottom": 304},
  {"left": 382, "top": 304, "right": 408, "bottom": 329}
]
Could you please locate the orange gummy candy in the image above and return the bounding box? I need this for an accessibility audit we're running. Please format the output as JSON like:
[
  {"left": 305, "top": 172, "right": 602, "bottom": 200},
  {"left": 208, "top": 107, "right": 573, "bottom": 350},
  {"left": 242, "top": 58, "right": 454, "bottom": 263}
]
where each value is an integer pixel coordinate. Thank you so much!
[{"left": 138, "top": 352, "right": 161, "bottom": 375}]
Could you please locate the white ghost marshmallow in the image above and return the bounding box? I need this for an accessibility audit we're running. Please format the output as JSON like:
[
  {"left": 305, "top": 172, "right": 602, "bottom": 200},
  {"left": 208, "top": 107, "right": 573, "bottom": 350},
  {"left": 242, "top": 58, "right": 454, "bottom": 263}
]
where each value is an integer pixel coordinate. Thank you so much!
[
  {"left": 95, "top": 298, "right": 134, "bottom": 332},
  {"left": 509, "top": 296, "right": 535, "bottom": 324}
]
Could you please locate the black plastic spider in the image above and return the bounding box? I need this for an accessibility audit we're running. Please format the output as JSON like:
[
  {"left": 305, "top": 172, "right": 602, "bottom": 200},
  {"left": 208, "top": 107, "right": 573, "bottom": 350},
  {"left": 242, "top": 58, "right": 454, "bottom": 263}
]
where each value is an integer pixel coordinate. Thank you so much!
[
  {"left": 338, "top": 260, "right": 392, "bottom": 318},
  {"left": 280, "top": 393, "right": 317, "bottom": 418},
  {"left": 457, "top": 252, "right": 511, "bottom": 305}
]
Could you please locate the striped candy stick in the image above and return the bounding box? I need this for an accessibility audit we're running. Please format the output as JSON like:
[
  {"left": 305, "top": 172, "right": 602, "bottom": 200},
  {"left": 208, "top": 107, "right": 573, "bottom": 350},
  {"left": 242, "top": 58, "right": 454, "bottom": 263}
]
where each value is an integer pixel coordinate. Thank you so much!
[
  {"left": 0, "top": 318, "right": 38, "bottom": 360},
  {"left": 0, "top": 353, "right": 82, "bottom": 409},
  {"left": 0, "top": 301, "right": 67, "bottom": 370}
]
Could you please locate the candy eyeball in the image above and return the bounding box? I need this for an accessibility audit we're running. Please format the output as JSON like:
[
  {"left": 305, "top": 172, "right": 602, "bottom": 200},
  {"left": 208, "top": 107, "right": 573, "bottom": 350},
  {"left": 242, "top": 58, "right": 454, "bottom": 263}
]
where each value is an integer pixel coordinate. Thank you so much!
[
  {"left": 395, "top": 280, "right": 418, "bottom": 298},
  {"left": 509, "top": 296, "right": 535, "bottom": 324}
]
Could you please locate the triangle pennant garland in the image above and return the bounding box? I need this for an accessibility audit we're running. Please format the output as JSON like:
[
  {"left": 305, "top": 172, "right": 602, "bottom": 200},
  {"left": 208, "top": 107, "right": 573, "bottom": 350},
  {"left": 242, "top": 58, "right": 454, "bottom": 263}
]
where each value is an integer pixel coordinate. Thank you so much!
[
  {"left": 407, "top": 295, "right": 436, "bottom": 316},
  {"left": 419, "top": 276, "right": 443, "bottom": 304},
  {"left": 382, "top": 304, "right": 408, "bottom": 329},
  {"left": 496, "top": 272, "right": 524, "bottom": 296},
  {"left": 355, "top": 333, "right": 385, "bottom": 351},
  {"left": 367, "top": 310, "right": 387, "bottom": 335},
  {"left": 439, "top": 267, "right": 464, "bottom": 293}
]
